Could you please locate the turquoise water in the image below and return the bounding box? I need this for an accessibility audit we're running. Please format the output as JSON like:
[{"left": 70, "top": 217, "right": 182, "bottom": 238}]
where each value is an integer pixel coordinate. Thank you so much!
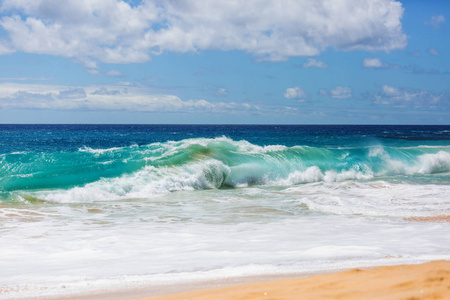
[
  {"left": 1, "top": 125, "right": 449, "bottom": 198},
  {"left": 1, "top": 125, "right": 449, "bottom": 298}
]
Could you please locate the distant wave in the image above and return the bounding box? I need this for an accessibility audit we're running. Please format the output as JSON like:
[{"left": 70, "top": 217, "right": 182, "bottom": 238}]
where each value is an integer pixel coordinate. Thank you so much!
[{"left": 1, "top": 137, "right": 449, "bottom": 203}]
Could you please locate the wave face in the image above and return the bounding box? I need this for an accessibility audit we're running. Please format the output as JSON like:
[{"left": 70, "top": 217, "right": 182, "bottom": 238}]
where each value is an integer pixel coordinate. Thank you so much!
[{"left": 1, "top": 137, "right": 449, "bottom": 203}]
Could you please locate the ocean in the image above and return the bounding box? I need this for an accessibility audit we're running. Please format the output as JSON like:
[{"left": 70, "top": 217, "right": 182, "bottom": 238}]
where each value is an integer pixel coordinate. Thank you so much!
[{"left": 1, "top": 124, "right": 449, "bottom": 298}]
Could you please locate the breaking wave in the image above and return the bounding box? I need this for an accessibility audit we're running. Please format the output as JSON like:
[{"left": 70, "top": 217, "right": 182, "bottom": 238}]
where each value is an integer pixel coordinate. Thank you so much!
[{"left": 1, "top": 137, "right": 449, "bottom": 203}]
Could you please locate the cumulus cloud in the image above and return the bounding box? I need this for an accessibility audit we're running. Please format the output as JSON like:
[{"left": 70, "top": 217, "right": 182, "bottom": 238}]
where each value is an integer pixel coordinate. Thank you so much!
[
  {"left": 363, "top": 58, "right": 383, "bottom": 68},
  {"left": 0, "top": 40, "right": 13, "bottom": 54},
  {"left": 382, "top": 85, "right": 399, "bottom": 97},
  {"left": 427, "top": 48, "right": 440, "bottom": 56},
  {"left": 216, "top": 88, "right": 227, "bottom": 96},
  {"left": 0, "top": 83, "right": 256, "bottom": 113},
  {"left": 379, "top": 85, "right": 434, "bottom": 103},
  {"left": 0, "top": 0, "right": 407, "bottom": 63},
  {"left": 330, "top": 86, "right": 353, "bottom": 99},
  {"left": 373, "top": 85, "right": 446, "bottom": 108},
  {"left": 302, "top": 58, "right": 328, "bottom": 68},
  {"left": 363, "top": 57, "right": 401, "bottom": 69},
  {"left": 284, "top": 87, "right": 306, "bottom": 99},
  {"left": 426, "top": 15, "right": 445, "bottom": 29}
]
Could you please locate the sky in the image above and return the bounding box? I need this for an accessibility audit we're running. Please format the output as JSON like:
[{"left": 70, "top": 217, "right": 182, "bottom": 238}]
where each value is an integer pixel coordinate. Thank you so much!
[{"left": 0, "top": 0, "right": 448, "bottom": 124}]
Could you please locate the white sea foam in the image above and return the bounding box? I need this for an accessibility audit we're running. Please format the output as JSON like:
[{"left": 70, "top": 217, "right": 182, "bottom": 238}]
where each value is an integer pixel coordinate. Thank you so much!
[
  {"left": 416, "top": 151, "right": 450, "bottom": 174},
  {"left": 78, "top": 146, "right": 126, "bottom": 154},
  {"left": 369, "top": 146, "right": 450, "bottom": 175},
  {"left": 283, "top": 181, "right": 450, "bottom": 218},
  {"left": 1, "top": 197, "right": 449, "bottom": 299},
  {"left": 2, "top": 176, "right": 450, "bottom": 299},
  {"left": 34, "top": 159, "right": 231, "bottom": 203}
]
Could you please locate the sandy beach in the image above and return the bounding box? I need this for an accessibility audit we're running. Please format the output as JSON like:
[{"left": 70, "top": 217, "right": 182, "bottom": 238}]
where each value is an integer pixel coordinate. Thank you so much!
[{"left": 142, "top": 261, "right": 450, "bottom": 300}]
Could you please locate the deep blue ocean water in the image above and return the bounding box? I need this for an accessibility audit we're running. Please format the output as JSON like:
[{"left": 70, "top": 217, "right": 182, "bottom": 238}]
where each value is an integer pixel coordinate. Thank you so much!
[
  {"left": 1, "top": 124, "right": 449, "bottom": 153},
  {"left": 1, "top": 124, "right": 449, "bottom": 298}
]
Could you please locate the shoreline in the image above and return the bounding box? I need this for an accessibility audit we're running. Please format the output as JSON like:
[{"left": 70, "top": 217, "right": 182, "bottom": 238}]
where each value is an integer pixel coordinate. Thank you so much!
[
  {"left": 2, "top": 261, "right": 449, "bottom": 299},
  {"left": 43, "top": 271, "right": 325, "bottom": 300},
  {"left": 139, "top": 261, "right": 450, "bottom": 300}
]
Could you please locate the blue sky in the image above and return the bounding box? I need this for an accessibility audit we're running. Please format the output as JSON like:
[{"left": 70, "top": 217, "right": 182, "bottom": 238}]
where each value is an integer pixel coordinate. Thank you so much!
[{"left": 0, "top": 0, "right": 448, "bottom": 124}]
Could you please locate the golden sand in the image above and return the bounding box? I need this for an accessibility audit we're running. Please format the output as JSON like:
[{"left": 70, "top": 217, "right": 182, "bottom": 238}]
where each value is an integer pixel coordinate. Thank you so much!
[{"left": 142, "top": 261, "right": 450, "bottom": 300}]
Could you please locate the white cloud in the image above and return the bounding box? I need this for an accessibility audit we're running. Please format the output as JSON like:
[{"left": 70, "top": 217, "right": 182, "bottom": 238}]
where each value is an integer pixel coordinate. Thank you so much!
[
  {"left": 91, "top": 87, "right": 121, "bottom": 96},
  {"left": 302, "top": 58, "right": 328, "bottom": 68},
  {"left": 363, "top": 57, "right": 402, "bottom": 69},
  {"left": 0, "top": 40, "right": 14, "bottom": 54},
  {"left": 330, "top": 86, "right": 352, "bottom": 99},
  {"left": 284, "top": 87, "right": 306, "bottom": 99},
  {"left": 0, "top": 82, "right": 256, "bottom": 113},
  {"left": 427, "top": 48, "right": 440, "bottom": 56},
  {"left": 0, "top": 76, "right": 50, "bottom": 81},
  {"left": 107, "top": 70, "right": 122, "bottom": 77},
  {"left": 216, "top": 88, "right": 227, "bottom": 96},
  {"left": 363, "top": 58, "right": 383, "bottom": 68},
  {"left": 318, "top": 89, "right": 328, "bottom": 97},
  {"left": 374, "top": 85, "right": 445, "bottom": 108},
  {"left": 87, "top": 69, "right": 100, "bottom": 76},
  {"left": 380, "top": 84, "right": 432, "bottom": 103},
  {"left": 0, "top": 0, "right": 407, "bottom": 63},
  {"left": 79, "top": 58, "right": 98, "bottom": 70},
  {"left": 426, "top": 15, "right": 445, "bottom": 29},
  {"left": 318, "top": 87, "right": 352, "bottom": 98},
  {"left": 382, "top": 85, "right": 399, "bottom": 97},
  {"left": 57, "top": 88, "right": 87, "bottom": 101}
]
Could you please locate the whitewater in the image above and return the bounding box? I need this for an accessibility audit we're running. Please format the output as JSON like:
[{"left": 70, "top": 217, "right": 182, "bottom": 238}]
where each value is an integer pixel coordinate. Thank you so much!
[{"left": 0, "top": 125, "right": 449, "bottom": 299}]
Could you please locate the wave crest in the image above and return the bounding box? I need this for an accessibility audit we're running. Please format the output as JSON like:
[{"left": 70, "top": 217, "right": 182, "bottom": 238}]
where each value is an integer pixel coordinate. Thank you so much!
[{"left": 1, "top": 137, "right": 449, "bottom": 203}]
